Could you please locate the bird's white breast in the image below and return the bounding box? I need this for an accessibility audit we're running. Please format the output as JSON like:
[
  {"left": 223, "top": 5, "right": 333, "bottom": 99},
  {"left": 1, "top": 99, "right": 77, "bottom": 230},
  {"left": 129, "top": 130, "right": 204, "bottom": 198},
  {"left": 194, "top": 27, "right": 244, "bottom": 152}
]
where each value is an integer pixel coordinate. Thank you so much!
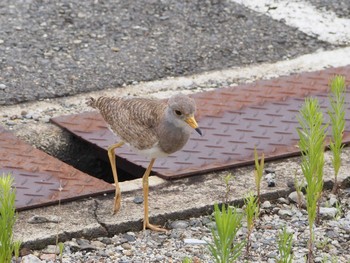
[{"left": 129, "top": 143, "right": 169, "bottom": 159}]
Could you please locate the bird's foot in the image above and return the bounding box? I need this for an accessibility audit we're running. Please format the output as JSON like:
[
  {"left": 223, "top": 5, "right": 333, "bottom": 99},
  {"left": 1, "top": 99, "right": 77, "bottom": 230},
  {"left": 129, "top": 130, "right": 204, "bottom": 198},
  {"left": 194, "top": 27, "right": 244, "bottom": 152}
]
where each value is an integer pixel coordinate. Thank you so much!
[
  {"left": 112, "top": 192, "right": 121, "bottom": 215},
  {"left": 144, "top": 222, "right": 168, "bottom": 232}
]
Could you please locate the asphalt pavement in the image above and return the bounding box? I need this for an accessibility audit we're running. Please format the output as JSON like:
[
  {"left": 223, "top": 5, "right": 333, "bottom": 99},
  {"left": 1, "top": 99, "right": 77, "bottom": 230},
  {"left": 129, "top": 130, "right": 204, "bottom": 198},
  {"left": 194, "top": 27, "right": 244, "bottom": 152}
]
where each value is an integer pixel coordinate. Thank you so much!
[{"left": 0, "top": 0, "right": 336, "bottom": 105}]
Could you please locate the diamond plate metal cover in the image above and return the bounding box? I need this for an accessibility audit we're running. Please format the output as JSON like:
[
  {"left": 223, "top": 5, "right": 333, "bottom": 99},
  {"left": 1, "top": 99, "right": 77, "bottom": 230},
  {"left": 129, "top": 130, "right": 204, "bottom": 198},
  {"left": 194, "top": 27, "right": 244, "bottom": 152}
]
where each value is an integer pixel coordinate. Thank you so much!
[
  {"left": 51, "top": 66, "right": 350, "bottom": 179},
  {"left": 0, "top": 126, "right": 114, "bottom": 210}
]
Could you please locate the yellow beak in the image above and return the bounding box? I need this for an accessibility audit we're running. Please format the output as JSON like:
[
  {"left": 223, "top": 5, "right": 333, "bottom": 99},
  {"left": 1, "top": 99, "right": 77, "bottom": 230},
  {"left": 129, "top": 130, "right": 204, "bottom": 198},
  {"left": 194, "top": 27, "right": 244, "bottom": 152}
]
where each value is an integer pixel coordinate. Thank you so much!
[{"left": 185, "top": 116, "right": 202, "bottom": 136}]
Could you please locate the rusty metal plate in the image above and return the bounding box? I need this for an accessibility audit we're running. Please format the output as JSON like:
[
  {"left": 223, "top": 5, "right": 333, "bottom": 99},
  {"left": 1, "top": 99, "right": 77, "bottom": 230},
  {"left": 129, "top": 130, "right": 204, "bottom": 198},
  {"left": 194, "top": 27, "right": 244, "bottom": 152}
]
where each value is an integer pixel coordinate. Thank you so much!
[
  {"left": 51, "top": 66, "right": 350, "bottom": 179},
  {"left": 0, "top": 126, "right": 114, "bottom": 210}
]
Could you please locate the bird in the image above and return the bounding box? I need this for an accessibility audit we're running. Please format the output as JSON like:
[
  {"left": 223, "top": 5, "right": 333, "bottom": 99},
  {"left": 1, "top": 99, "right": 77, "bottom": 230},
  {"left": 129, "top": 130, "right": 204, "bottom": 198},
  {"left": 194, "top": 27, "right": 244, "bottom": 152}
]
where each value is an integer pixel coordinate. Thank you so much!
[{"left": 86, "top": 93, "right": 202, "bottom": 232}]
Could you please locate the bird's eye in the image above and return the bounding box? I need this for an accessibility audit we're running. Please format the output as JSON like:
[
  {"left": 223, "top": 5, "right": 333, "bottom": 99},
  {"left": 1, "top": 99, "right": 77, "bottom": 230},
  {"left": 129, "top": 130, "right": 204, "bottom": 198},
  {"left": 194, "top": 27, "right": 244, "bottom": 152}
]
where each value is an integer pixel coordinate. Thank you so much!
[{"left": 174, "top": 110, "right": 182, "bottom": 116}]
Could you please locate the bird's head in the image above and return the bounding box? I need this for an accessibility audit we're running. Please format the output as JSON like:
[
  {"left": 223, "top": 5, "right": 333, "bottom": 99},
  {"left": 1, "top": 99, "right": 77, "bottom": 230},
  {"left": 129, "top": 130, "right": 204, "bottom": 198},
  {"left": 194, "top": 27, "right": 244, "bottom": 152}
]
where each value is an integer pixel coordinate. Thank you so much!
[{"left": 167, "top": 94, "right": 202, "bottom": 136}]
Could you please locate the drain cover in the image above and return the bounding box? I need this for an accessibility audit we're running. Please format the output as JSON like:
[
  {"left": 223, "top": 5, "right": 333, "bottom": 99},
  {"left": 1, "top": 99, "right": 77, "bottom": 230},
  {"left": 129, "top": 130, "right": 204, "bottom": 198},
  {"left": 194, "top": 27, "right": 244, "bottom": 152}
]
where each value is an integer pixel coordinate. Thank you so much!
[
  {"left": 0, "top": 126, "right": 114, "bottom": 210},
  {"left": 51, "top": 66, "right": 350, "bottom": 179}
]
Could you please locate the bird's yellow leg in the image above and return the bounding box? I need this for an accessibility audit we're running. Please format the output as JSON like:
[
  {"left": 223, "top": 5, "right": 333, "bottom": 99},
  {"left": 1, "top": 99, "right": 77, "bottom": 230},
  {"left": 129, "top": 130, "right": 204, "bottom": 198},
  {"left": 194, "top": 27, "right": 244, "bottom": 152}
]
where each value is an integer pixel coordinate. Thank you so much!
[
  {"left": 107, "top": 142, "right": 125, "bottom": 214},
  {"left": 142, "top": 158, "right": 167, "bottom": 232}
]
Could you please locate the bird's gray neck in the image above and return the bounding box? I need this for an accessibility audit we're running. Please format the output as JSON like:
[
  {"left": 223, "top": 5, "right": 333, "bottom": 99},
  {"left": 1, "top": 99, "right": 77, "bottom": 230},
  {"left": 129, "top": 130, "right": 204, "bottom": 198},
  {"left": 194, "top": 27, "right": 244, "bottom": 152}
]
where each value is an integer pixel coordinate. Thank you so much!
[{"left": 157, "top": 112, "right": 191, "bottom": 154}]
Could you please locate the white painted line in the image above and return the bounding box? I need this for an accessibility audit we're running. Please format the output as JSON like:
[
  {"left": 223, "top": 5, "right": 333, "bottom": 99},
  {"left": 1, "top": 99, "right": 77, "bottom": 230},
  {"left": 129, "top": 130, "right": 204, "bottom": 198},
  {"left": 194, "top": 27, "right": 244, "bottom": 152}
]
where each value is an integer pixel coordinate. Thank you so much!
[
  {"left": 130, "top": 47, "right": 350, "bottom": 98},
  {"left": 231, "top": 0, "right": 350, "bottom": 45}
]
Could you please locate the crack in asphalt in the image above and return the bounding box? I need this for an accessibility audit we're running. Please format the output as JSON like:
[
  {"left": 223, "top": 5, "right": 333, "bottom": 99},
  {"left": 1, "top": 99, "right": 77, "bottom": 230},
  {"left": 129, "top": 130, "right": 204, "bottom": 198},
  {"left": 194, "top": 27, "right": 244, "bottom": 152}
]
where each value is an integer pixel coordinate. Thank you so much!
[{"left": 92, "top": 199, "right": 110, "bottom": 237}]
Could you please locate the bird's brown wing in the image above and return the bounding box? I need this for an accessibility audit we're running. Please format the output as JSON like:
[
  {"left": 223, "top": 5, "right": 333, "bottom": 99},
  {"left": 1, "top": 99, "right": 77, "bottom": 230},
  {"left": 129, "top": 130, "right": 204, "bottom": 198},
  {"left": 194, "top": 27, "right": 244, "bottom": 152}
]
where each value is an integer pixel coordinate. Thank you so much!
[{"left": 92, "top": 96, "right": 166, "bottom": 150}]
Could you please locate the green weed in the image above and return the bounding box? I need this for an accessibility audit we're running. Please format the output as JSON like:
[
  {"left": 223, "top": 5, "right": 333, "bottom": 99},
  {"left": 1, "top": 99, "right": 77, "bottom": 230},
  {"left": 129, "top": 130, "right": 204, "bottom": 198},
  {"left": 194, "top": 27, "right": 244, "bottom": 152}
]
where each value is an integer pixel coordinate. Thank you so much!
[
  {"left": 208, "top": 203, "right": 245, "bottom": 263},
  {"left": 297, "top": 97, "right": 327, "bottom": 263},
  {"left": 223, "top": 173, "right": 233, "bottom": 205},
  {"left": 244, "top": 192, "right": 259, "bottom": 258},
  {"left": 58, "top": 242, "right": 64, "bottom": 263},
  {"left": 328, "top": 75, "right": 346, "bottom": 194},
  {"left": 294, "top": 174, "right": 305, "bottom": 209},
  {"left": 0, "top": 174, "right": 18, "bottom": 263},
  {"left": 182, "top": 257, "right": 193, "bottom": 263},
  {"left": 254, "top": 148, "right": 264, "bottom": 212},
  {"left": 55, "top": 180, "right": 63, "bottom": 261},
  {"left": 13, "top": 240, "right": 22, "bottom": 262},
  {"left": 276, "top": 226, "right": 293, "bottom": 263}
]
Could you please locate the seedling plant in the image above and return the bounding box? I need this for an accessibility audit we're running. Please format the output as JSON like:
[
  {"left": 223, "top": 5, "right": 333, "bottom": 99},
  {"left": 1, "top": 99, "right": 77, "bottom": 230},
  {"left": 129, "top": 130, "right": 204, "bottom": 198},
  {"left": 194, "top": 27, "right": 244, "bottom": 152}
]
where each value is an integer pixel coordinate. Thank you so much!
[
  {"left": 297, "top": 97, "right": 327, "bottom": 263},
  {"left": 223, "top": 173, "right": 233, "bottom": 205},
  {"left": 208, "top": 203, "right": 245, "bottom": 263},
  {"left": 55, "top": 180, "right": 64, "bottom": 261},
  {"left": 276, "top": 226, "right": 293, "bottom": 263},
  {"left": 0, "top": 174, "right": 19, "bottom": 263},
  {"left": 244, "top": 191, "right": 259, "bottom": 258},
  {"left": 254, "top": 148, "right": 264, "bottom": 212},
  {"left": 13, "top": 240, "right": 22, "bottom": 263},
  {"left": 328, "top": 75, "right": 346, "bottom": 194},
  {"left": 294, "top": 174, "right": 305, "bottom": 209}
]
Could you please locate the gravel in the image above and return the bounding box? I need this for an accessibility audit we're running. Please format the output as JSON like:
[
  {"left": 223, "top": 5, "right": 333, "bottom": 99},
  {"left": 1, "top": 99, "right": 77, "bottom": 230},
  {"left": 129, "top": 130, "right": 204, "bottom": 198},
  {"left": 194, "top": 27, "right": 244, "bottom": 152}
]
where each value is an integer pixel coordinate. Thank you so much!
[
  {"left": 17, "top": 189, "right": 350, "bottom": 263},
  {"left": 0, "top": 0, "right": 334, "bottom": 105}
]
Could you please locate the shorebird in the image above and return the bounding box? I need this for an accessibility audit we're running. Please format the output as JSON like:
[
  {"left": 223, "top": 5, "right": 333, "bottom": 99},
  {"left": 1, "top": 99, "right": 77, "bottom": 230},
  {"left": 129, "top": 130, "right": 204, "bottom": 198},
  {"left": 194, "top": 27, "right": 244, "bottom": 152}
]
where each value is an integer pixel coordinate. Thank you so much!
[{"left": 87, "top": 94, "right": 202, "bottom": 231}]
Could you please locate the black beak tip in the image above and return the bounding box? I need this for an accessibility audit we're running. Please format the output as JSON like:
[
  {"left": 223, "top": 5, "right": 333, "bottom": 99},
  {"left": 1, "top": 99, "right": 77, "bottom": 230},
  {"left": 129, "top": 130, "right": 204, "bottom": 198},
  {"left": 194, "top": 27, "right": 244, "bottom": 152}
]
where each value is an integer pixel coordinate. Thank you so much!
[{"left": 195, "top": 127, "right": 202, "bottom": 136}]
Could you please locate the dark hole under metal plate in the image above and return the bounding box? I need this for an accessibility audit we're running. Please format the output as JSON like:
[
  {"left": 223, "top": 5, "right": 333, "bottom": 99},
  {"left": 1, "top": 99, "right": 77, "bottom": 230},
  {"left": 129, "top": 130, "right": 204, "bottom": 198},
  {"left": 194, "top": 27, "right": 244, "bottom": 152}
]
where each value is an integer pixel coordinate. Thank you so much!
[
  {"left": 51, "top": 66, "right": 350, "bottom": 179},
  {"left": 0, "top": 126, "right": 114, "bottom": 210}
]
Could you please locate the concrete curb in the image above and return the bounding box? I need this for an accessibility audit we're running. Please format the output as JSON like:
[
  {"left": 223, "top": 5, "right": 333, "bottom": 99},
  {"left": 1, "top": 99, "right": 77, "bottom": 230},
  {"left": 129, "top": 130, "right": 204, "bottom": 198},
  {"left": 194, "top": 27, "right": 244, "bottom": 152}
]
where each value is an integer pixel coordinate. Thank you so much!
[{"left": 15, "top": 148, "right": 350, "bottom": 250}]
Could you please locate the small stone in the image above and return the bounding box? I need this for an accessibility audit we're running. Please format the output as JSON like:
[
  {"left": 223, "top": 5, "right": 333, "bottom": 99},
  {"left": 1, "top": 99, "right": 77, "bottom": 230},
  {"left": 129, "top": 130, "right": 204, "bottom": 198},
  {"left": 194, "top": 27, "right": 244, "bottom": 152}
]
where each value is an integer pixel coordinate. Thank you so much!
[
  {"left": 64, "top": 240, "right": 80, "bottom": 252},
  {"left": 288, "top": 191, "right": 305, "bottom": 206},
  {"left": 325, "top": 230, "right": 339, "bottom": 239},
  {"left": 201, "top": 217, "right": 211, "bottom": 225},
  {"left": 42, "top": 244, "right": 59, "bottom": 254},
  {"left": 133, "top": 196, "right": 143, "bottom": 204},
  {"left": 123, "top": 233, "right": 136, "bottom": 242},
  {"left": 123, "top": 249, "right": 133, "bottom": 256},
  {"left": 170, "top": 220, "right": 189, "bottom": 229},
  {"left": 320, "top": 207, "right": 338, "bottom": 219},
  {"left": 10, "top": 115, "right": 18, "bottom": 120},
  {"left": 278, "top": 209, "right": 293, "bottom": 218},
  {"left": 261, "top": 200, "right": 272, "bottom": 209},
  {"left": 277, "top": 197, "right": 289, "bottom": 204},
  {"left": 42, "top": 117, "right": 51, "bottom": 123},
  {"left": 0, "top": 83, "right": 6, "bottom": 90},
  {"left": 0, "top": 39, "right": 4, "bottom": 44},
  {"left": 21, "top": 254, "right": 42, "bottom": 263},
  {"left": 99, "top": 237, "right": 113, "bottom": 245},
  {"left": 6, "top": 121, "right": 16, "bottom": 126},
  {"left": 77, "top": 12, "right": 86, "bottom": 18},
  {"left": 76, "top": 238, "right": 90, "bottom": 247},
  {"left": 184, "top": 238, "right": 207, "bottom": 245},
  {"left": 20, "top": 247, "right": 33, "bottom": 257},
  {"left": 91, "top": 240, "right": 106, "bottom": 249},
  {"left": 121, "top": 243, "right": 132, "bottom": 250},
  {"left": 115, "top": 245, "right": 124, "bottom": 251},
  {"left": 40, "top": 253, "right": 56, "bottom": 261},
  {"left": 24, "top": 112, "right": 33, "bottom": 119},
  {"left": 80, "top": 245, "right": 99, "bottom": 252},
  {"left": 32, "top": 113, "right": 41, "bottom": 120},
  {"left": 111, "top": 47, "right": 120, "bottom": 52},
  {"left": 73, "top": 39, "right": 82, "bottom": 44},
  {"left": 328, "top": 194, "right": 339, "bottom": 207},
  {"left": 27, "top": 215, "right": 49, "bottom": 224},
  {"left": 265, "top": 171, "right": 276, "bottom": 187},
  {"left": 337, "top": 218, "right": 350, "bottom": 232},
  {"left": 267, "top": 251, "right": 278, "bottom": 258},
  {"left": 314, "top": 256, "right": 323, "bottom": 262}
]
